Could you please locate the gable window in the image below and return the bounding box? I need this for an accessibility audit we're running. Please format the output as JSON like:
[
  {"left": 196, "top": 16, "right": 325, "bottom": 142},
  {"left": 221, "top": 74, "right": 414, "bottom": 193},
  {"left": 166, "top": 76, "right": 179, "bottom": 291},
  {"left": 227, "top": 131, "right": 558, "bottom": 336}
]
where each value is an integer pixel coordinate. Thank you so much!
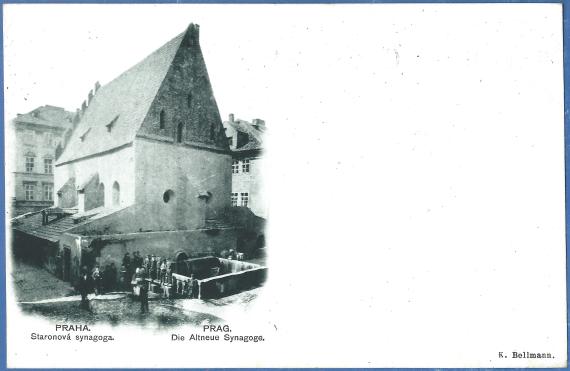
[
  {"left": 242, "top": 159, "right": 250, "bottom": 173},
  {"left": 159, "top": 110, "right": 166, "bottom": 129},
  {"left": 231, "top": 193, "right": 238, "bottom": 207},
  {"left": 106, "top": 115, "right": 119, "bottom": 132},
  {"left": 44, "top": 158, "right": 53, "bottom": 174},
  {"left": 25, "top": 156, "right": 35, "bottom": 173},
  {"left": 240, "top": 192, "right": 249, "bottom": 207},
  {"left": 43, "top": 184, "right": 53, "bottom": 201},
  {"left": 79, "top": 128, "right": 91, "bottom": 142},
  {"left": 232, "top": 160, "right": 239, "bottom": 174},
  {"left": 24, "top": 183, "right": 35, "bottom": 200}
]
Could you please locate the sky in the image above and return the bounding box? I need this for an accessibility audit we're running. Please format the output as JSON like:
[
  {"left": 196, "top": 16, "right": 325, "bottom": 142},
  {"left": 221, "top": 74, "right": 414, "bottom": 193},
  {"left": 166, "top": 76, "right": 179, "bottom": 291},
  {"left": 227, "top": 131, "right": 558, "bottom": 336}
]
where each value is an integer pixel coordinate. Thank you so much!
[{"left": 4, "top": 4, "right": 568, "bottom": 368}]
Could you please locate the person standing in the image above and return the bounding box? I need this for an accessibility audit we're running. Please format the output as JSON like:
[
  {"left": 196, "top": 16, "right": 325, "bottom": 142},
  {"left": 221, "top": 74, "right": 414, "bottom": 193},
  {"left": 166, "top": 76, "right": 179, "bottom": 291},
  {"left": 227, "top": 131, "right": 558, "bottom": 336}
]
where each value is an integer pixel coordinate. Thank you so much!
[
  {"left": 159, "top": 259, "right": 167, "bottom": 284},
  {"left": 139, "top": 280, "right": 149, "bottom": 314},
  {"left": 190, "top": 274, "right": 199, "bottom": 299},
  {"left": 78, "top": 266, "right": 92, "bottom": 311},
  {"left": 151, "top": 255, "right": 158, "bottom": 281},
  {"left": 92, "top": 265, "right": 102, "bottom": 295}
]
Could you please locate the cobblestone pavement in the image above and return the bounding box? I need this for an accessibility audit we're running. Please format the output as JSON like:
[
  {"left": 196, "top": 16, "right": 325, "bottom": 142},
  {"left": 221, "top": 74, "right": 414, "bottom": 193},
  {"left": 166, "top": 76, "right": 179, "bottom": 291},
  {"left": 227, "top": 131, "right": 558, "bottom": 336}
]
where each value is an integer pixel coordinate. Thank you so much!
[
  {"left": 12, "top": 260, "right": 264, "bottom": 328},
  {"left": 11, "top": 260, "right": 75, "bottom": 302},
  {"left": 19, "top": 295, "right": 224, "bottom": 328}
]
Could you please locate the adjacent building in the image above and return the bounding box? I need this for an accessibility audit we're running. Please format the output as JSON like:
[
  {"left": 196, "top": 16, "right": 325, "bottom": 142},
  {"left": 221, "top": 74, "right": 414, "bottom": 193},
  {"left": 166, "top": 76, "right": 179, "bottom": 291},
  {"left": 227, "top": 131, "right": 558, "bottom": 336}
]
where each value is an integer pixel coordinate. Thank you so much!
[
  {"left": 10, "top": 105, "right": 75, "bottom": 216},
  {"left": 223, "top": 114, "right": 267, "bottom": 219}
]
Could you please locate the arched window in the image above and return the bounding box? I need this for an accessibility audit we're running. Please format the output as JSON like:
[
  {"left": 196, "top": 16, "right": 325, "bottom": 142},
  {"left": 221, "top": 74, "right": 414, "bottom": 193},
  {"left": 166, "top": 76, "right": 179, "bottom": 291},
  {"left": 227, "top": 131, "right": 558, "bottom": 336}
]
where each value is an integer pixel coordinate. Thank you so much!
[
  {"left": 159, "top": 110, "right": 166, "bottom": 129},
  {"left": 187, "top": 93, "right": 192, "bottom": 108},
  {"left": 112, "top": 181, "right": 120, "bottom": 206},
  {"left": 98, "top": 183, "right": 105, "bottom": 208},
  {"left": 176, "top": 122, "right": 183, "bottom": 143}
]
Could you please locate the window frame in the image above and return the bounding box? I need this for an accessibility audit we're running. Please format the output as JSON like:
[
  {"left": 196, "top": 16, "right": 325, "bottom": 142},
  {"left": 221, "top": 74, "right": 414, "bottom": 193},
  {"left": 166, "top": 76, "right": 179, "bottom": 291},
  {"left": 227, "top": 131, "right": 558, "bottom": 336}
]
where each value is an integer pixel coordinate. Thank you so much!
[
  {"left": 25, "top": 156, "right": 35, "bottom": 173},
  {"left": 44, "top": 158, "right": 53, "bottom": 174},
  {"left": 232, "top": 160, "right": 240, "bottom": 174},
  {"left": 240, "top": 192, "right": 249, "bottom": 207},
  {"left": 43, "top": 184, "right": 53, "bottom": 201},
  {"left": 242, "top": 159, "right": 250, "bottom": 173},
  {"left": 24, "top": 183, "right": 35, "bottom": 201}
]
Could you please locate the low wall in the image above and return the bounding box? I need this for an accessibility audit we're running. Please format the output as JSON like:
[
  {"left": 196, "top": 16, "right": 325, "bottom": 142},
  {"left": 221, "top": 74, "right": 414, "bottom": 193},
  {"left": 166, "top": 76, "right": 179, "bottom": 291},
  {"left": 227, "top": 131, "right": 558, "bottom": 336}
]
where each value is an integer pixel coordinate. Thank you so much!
[
  {"left": 199, "top": 266, "right": 267, "bottom": 299},
  {"left": 65, "top": 228, "right": 238, "bottom": 288}
]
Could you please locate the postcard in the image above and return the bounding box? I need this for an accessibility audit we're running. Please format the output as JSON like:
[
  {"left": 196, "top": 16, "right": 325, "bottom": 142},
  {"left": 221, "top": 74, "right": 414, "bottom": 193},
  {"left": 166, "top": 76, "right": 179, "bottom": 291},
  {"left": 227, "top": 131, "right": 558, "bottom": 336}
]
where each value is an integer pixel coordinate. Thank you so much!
[{"left": 3, "top": 3, "right": 566, "bottom": 368}]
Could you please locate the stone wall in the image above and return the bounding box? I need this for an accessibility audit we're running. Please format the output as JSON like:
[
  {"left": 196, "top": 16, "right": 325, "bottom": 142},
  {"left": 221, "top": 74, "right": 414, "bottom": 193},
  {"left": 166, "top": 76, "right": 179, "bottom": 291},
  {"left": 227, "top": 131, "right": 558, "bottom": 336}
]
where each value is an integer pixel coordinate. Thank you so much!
[
  {"left": 54, "top": 144, "right": 136, "bottom": 210},
  {"left": 133, "top": 138, "right": 232, "bottom": 231},
  {"left": 137, "top": 25, "right": 228, "bottom": 150}
]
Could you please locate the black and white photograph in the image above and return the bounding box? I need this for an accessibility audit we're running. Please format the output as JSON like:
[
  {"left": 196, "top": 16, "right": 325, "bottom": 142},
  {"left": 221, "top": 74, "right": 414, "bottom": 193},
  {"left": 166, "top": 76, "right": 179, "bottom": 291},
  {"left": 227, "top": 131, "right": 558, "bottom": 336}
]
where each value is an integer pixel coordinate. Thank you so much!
[
  {"left": 3, "top": 4, "right": 567, "bottom": 368},
  {"left": 8, "top": 20, "right": 268, "bottom": 327}
]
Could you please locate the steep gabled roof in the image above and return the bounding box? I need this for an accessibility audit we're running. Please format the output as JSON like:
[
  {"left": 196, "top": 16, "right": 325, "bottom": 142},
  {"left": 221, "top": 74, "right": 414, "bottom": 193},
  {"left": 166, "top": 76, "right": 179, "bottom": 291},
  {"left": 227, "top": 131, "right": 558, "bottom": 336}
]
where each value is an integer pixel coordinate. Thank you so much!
[{"left": 56, "top": 28, "right": 188, "bottom": 165}]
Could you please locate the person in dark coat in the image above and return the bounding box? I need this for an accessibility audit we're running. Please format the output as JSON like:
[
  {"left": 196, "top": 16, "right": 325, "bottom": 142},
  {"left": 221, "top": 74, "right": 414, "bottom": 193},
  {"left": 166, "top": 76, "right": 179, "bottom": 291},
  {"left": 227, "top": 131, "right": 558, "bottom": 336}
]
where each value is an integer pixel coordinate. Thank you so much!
[
  {"left": 190, "top": 274, "right": 199, "bottom": 299},
  {"left": 133, "top": 251, "right": 143, "bottom": 269},
  {"left": 78, "top": 266, "right": 93, "bottom": 310},
  {"left": 139, "top": 281, "right": 149, "bottom": 313}
]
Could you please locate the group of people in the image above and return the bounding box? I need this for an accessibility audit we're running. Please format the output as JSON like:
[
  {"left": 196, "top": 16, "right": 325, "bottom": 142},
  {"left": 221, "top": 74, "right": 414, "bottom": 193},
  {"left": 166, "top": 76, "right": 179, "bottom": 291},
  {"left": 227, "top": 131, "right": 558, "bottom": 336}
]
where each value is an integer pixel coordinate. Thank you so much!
[
  {"left": 77, "top": 251, "right": 199, "bottom": 314},
  {"left": 76, "top": 263, "right": 118, "bottom": 309}
]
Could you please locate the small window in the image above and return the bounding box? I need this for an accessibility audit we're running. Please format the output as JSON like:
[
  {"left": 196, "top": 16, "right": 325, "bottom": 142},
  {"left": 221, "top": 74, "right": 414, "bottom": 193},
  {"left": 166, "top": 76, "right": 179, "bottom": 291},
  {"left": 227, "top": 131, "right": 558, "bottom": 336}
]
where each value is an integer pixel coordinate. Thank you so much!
[
  {"left": 177, "top": 122, "right": 183, "bottom": 143},
  {"left": 240, "top": 192, "right": 249, "bottom": 207},
  {"left": 232, "top": 160, "right": 240, "bottom": 174},
  {"left": 112, "top": 181, "right": 120, "bottom": 206},
  {"left": 231, "top": 193, "right": 238, "bottom": 207},
  {"left": 163, "top": 189, "right": 175, "bottom": 203},
  {"left": 43, "top": 184, "right": 53, "bottom": 201},
  {"left": 106, "top": 115, "right": 119, "bottom": 132},
  {"left": 25, "top": 156, "right": 35, "bottom": 173},
  {"left": 44, "top": 158, "right": 53, "bottom": 174},
  {"left": 79, "top": 128, "right": 91, "bottom": 142},
  {"left": 210, "top": 124, "right": 215, "bottom": 141},
  {"left": 187, "top": 93, "right": 192, "bottom": 108},
  {"left": 242, "top": 159, "right": 250, "bottom": 173},
  {"left": 24, "top": 183, "right": 35, "bottom": 200},
  {"left": 159, "top": 110, "right": 166, "bottom": 129}
]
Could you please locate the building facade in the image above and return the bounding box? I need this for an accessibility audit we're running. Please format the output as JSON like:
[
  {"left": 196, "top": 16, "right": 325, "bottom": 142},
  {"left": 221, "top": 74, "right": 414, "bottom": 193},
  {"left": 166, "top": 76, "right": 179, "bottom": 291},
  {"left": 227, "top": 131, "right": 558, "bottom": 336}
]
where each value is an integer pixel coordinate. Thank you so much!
[
  {"left": 47, "top": 24, "right": 263, "bottom": 283},
  {"left": 10, "top": 105, "right": 74, "bottom": 216},
  {"left": 223, "top": 114, "right": 267, "bottom": 219}
]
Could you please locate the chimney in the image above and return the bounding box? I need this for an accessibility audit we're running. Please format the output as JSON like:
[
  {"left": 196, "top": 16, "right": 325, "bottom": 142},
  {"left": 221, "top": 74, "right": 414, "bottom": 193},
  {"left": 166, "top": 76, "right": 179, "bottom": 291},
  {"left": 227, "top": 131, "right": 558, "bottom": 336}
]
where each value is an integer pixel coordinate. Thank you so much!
[
  {"left": 94, "top": 81, "right": 101, "bottom": 93},
  {"left": 229, "top": 113, "right": 234, "bottom": 122},
  {"left": 87, "top": 89, "right": 94, "bottom": 104}
]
